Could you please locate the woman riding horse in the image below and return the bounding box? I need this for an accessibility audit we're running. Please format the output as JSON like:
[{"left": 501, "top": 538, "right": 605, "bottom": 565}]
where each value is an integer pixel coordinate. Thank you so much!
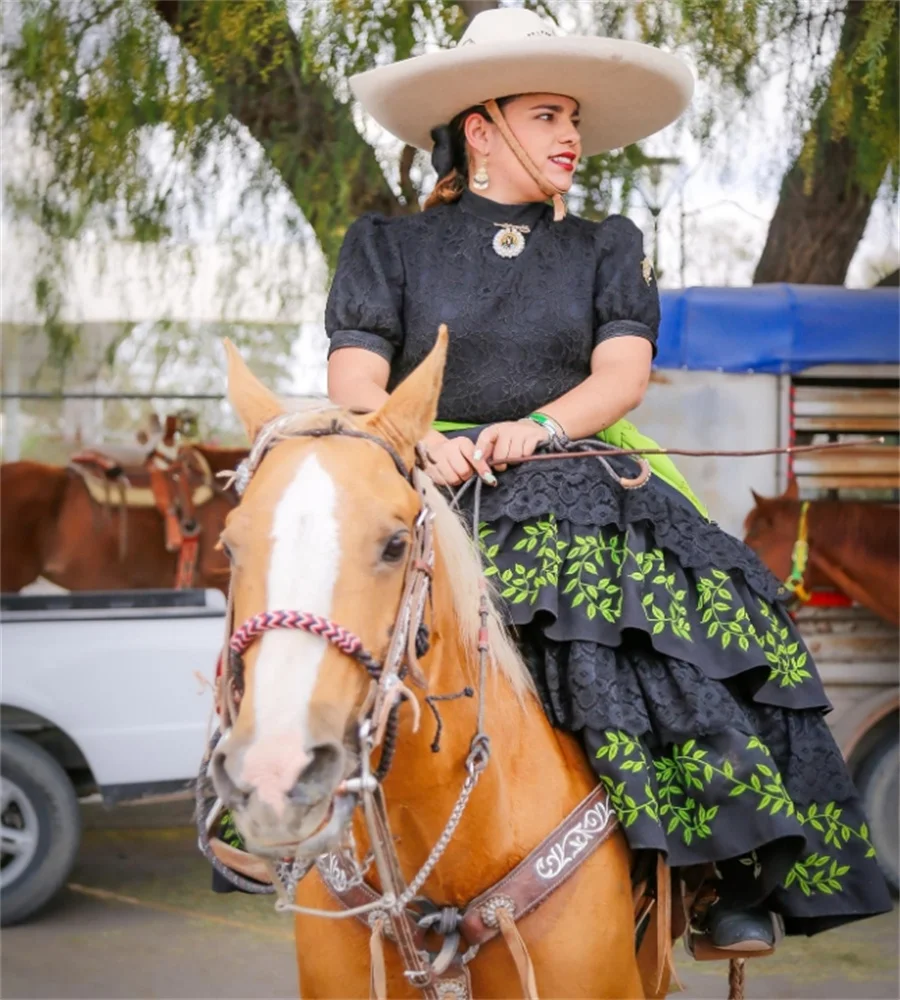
[{"left": 325, "top": 8, "right": 891, "bottom": 953}]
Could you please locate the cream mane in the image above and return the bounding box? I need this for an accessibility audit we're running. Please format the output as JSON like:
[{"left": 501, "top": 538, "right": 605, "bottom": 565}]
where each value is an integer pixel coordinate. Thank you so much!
[
  {"left": 251, "top": 406, "right": 533, "bottom": 699},
  {"left": 421, "top": 478, "right": 534, "bottom": 699}
]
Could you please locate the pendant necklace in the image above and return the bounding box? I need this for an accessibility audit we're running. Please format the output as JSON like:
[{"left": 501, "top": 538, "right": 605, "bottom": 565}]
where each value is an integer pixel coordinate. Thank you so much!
[{"left": 492, "top": 222, "right": 530, "bottom": 259}]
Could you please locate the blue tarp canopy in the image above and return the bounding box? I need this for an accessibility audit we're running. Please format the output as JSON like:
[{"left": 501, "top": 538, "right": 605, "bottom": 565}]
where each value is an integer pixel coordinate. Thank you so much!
[{"left": 655, "top": 284, "right": 900, "bottom": 373}]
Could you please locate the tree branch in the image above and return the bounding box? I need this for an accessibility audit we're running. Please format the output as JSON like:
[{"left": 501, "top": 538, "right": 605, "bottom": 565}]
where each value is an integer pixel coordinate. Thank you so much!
[
  {"left": 753, "top": 2, "right": 898, "bottom": 284},
  {"left": 457, "top": 0, "right": 499, "bottom": 20},
  {"left": 153, "top": 0, "right": 403, "bottom": 266}
]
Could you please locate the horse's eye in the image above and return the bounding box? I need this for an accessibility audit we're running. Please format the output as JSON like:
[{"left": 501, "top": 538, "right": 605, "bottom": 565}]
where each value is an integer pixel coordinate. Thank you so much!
[{"left": 381, "top": 532, "right": 409, "bottom": 564}]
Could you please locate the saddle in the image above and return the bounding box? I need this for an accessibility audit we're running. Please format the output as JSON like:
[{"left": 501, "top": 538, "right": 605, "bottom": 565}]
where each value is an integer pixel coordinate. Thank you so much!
[{"left": 68, "top": 415, "right": 215, "bottom": 588}]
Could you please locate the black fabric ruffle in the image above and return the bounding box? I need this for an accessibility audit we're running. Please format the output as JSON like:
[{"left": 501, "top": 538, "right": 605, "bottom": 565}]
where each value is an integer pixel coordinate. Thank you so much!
[
  {"left": 454, "top": 458, "right": 892, "bottom": 935},
  {"left": 467, "top": 454, "right": 786, "bottom": 605}
]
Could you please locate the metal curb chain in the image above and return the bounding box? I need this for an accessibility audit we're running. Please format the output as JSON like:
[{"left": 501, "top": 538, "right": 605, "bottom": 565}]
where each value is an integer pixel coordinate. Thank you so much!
[{"left": 395, "top": 739, "right": 490, "bottom": 913}]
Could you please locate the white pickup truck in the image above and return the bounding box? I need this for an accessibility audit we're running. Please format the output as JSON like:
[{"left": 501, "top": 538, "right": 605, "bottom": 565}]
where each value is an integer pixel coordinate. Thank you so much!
[{"left": 0, "top": 589, "right": 224, "bottom": 925}]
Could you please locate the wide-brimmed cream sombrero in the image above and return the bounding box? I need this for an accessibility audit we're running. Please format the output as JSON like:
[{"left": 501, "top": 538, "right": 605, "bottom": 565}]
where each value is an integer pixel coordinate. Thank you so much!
[{"left": 350, "top": 8, "right": 694, "bottom": 157}]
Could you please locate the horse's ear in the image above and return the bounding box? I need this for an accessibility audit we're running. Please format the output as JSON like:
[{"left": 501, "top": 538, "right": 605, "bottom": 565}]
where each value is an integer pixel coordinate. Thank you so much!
[
  {"left": 750, "top": 489, "right": 765, "bottom": 506},
  {"left": 783, "top": 478, "right": 800, "bottom": 500},
  {"left": 367, "top": 326, "right": 448, "bottom": 463},
  {"left": 223, "top": 339, "right": 285, "bottom": 442}
]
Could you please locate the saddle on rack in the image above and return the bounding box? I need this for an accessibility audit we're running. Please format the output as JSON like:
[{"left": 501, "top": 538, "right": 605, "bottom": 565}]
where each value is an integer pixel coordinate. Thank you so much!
[
  {"left": 68, "top": 445, "right": 214, "bottom": 512},
  {"left": 68, "top": 415, "right": 215, "bottom": 588}
]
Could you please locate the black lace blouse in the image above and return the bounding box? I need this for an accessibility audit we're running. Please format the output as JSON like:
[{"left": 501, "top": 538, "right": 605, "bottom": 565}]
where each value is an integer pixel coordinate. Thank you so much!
[{"left": 325, "top": 190, "right": 659, "bottom": 425}]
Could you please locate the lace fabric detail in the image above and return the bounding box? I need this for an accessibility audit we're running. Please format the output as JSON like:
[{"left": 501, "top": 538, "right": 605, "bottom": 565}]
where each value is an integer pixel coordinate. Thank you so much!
[
  {"left": 470, "top": 459, "right": 785, "bottom": 604},
  {"left": 521, "top": 630, "right": 853, "bottom": 807},
  {"left": 325, "top": 198, "right": 659, "bottom": 426},
  {"left": 750, "top": 703, "right": 857, "bottom": 805},
  {"left": 577, "top": 706, "right": 889, "bottom": 930}
]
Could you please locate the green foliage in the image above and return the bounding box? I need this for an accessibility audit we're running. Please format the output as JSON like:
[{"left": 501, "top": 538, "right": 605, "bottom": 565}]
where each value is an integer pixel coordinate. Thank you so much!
[
  {"left": 798, "top": 1, "right": 899, "bottom": 197},
  {"left": 590, "top": 723, "right": 878, "bottom": 900},
  {"left": 7, "top": 1, "right": 198, "bottom": 243}
]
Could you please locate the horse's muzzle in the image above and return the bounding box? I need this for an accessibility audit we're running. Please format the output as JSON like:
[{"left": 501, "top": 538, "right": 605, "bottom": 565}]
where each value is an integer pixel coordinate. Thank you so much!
[{"left": 211, "top": 738, "right": 348, "bottom": 857}]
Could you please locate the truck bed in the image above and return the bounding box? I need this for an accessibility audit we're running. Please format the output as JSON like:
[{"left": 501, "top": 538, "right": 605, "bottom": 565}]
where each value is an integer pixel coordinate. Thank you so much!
[
  {"left": 1, "top": 588, "right": 225, "bottom": 621},
  {"left": 1, "top": 589, "right": 225, "bottom": 799}
]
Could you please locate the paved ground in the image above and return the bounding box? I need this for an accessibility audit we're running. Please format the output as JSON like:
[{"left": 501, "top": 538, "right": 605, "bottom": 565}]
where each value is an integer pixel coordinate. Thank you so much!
[{"left": 3, "top": 800, "right": 897, "bottom": 1000}]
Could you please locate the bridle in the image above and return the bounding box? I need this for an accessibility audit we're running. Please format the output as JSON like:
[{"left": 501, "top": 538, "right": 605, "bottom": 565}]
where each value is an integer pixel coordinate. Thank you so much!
[
  {"left": 198, "top": 413, "right": 495, "bottom": 995},
  {"left": 219, "top": 416, "right": 448, "bottom": 782}
]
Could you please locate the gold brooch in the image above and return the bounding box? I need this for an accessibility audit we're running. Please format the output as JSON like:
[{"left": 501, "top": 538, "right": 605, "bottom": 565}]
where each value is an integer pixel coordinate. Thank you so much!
[
  {"left": 641, "top": 257, "right": 654, "bottom": 286},
  {"left": 493, "top": 223, "right": 530, "bottom": 258}
]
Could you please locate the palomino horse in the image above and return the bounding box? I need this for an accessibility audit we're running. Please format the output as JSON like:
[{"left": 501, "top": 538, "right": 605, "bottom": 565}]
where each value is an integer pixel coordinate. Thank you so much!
[
  {"left": 744, "top": 482, "right": 899, "bottom": 626},
  {"left": 0, "top": 446, "right": 244, "bottom": 593},
  {"left": 211, "top": 331, "right": 671, "bottom": 999}
]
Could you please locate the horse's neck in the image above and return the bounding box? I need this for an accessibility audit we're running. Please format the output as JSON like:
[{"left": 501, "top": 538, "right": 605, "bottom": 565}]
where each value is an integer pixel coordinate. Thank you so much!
[
  {"left": 372, "top": 561, "right": 597, "bottom": 905},
  {"left": 804, "top": 501, "right": 899, "bottom": 622},
  {"left": 805, "top": 501, "right": 894, "bottom": 565}
]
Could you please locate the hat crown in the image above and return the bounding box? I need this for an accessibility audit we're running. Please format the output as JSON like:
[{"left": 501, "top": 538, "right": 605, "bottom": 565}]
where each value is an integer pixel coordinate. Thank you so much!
[{"left": 458, "top": 8, "right": 557, "bottom": 48}]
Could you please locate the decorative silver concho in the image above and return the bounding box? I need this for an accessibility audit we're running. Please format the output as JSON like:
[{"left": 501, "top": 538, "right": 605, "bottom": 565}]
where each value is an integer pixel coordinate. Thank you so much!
[
  {"left": 436, "top": 979, "right": 470, "bottom": 1000},
  {"left": 479, "top": 893, "right": 516, "bottom": 927}
]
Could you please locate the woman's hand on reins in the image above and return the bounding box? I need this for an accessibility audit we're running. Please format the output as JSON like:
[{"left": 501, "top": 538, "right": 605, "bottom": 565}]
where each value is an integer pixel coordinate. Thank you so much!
[
  {"left": 420, "top": 430, "right": 496, "bottom": 487},
  {"left": 476, "top": 420, "right": 550, "bottom": 472}
]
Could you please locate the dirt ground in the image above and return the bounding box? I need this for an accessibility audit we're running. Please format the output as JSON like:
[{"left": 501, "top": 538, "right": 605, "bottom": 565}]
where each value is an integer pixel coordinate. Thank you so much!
[{"left": 2, "top": 800, "right": 897, "bottom": 1000}]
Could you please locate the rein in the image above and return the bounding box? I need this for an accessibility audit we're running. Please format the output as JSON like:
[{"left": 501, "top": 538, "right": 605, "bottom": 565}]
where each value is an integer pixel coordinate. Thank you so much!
[
  {"left": 507, "top": 436, "right": 886, "bottom": 464},
  {"left": 442, "top": 432, "right": 886, "bottom": 509}
]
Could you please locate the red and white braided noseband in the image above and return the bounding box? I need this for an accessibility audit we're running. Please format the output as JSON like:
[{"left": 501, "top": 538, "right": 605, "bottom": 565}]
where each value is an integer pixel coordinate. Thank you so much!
[{"left": 229, "top": 610, "right": 382, "bottom": 677}]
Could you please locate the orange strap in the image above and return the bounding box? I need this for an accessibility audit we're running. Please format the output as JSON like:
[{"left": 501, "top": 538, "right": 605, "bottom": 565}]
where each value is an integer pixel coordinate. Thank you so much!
[
  {"left": 148, "top": 463, "right": 182, "bottom": 552},
  {"left": 369, "top": 916, "right": 388, "bottom": 1000},
  {"left": 654, "top": 854, "right": 683, "bottom": 995},
  {"left": 175, "top": 534, "right": 199, "bottom": 590},
  {"left": 496, "top": 907, "right": 539, "bottom": 1000}
]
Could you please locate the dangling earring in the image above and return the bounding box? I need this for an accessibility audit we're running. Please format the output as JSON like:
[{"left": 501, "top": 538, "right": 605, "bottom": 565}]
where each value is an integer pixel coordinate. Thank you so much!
[{"left": 472, "top": 159, "right": 490, "bottom": 191}]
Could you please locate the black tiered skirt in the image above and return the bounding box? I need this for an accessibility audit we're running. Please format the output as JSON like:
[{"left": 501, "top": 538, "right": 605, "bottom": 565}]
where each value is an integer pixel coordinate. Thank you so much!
[{"left": 450, "top": 433, "right": 893, "bottom": 935}]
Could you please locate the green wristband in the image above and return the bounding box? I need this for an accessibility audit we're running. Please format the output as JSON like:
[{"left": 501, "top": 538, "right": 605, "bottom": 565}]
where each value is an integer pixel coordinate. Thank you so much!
[{"left": 527, "top": 411, "right": 567, "bottom": 442}]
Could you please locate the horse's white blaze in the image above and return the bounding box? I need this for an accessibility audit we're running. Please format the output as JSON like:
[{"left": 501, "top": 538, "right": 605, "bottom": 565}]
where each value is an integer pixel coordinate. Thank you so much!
[{"left": 251, "top": 453, "right": 340, "bottom": 751}]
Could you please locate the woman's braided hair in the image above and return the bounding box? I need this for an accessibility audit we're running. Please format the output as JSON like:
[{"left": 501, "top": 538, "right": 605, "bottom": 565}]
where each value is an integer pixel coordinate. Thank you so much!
[{"left": 424, "top": 96, "right": 515, "bottom": 210}]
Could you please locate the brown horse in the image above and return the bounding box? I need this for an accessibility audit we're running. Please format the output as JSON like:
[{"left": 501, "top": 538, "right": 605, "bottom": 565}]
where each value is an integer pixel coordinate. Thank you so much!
[
  {"left": 744, "top": 482, "right": 899, "bottom": 626},
  {"left": 0, "top": 446, "right": 245, "bottom": 593},
  {"left": 211, "top": 333, "right": 670, "bottom": 998}
]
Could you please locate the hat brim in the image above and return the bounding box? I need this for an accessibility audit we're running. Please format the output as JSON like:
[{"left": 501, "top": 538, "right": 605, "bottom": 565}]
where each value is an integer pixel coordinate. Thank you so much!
[{"left": 350, "top": 36, "right": 694, "bottom": 157}]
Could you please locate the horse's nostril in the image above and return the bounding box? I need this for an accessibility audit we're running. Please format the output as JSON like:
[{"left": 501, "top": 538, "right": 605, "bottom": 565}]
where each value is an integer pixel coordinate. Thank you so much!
[
  {"left": 211, "top": 748, "right": 248, "bottom": 808},
  {"left": 288, "top": 742, "right": 344, "bottom": 806}
]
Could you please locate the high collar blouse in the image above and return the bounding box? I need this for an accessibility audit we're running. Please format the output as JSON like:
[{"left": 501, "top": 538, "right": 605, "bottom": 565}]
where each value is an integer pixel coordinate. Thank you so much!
[{"left": 325, "top": 190, "right": 659, "bottom": 425}]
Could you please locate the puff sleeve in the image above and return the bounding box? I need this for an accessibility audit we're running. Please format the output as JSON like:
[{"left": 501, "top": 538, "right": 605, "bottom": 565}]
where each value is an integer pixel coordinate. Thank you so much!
[
  {"left": 593, "top": 216, "right": 660, "bottom": 356},
  {"left": 325, "top": 215, "right": 405, "bottom": 363}
]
